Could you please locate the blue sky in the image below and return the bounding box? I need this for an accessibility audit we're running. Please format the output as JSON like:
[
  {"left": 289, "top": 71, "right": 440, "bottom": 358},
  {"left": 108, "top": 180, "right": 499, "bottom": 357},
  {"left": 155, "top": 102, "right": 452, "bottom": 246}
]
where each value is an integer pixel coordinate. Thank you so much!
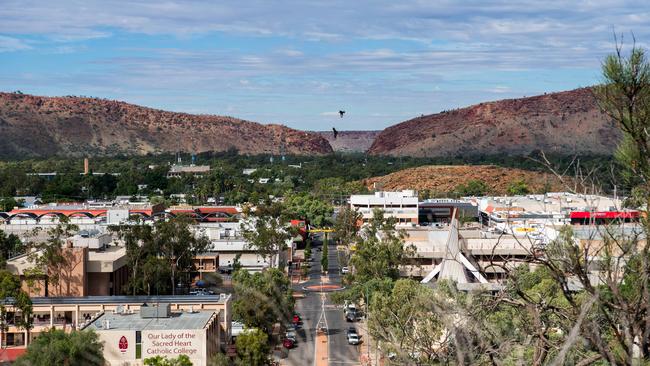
[{"left": 1, "top": 1, "right": 649, "bottom": 131}]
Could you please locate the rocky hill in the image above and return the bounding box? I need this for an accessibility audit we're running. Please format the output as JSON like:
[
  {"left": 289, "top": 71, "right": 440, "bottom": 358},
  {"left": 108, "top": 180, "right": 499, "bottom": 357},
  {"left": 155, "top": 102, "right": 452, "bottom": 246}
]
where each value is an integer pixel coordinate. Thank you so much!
[
  {"left": 368, "top": 88, "right": 619, "bottom": 157},
  {"left": 314, "top": 130, "right": 380, "bottom": 153},
  {"left": 362, "top": 165, "right": 564, "bottom": 195},
  {"left": 0, "top": 92, "right": 333, "bottom": 157}
]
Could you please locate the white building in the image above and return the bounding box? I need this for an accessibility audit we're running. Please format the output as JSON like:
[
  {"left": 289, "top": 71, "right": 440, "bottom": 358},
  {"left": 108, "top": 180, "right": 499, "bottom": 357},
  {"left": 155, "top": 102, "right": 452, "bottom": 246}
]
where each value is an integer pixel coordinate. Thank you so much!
[
  {"left": 350, "top": 190, "right": 419, "bottom": 225},
  {"left": 194, "top": 222, "right": 291, "bottom": 272}
]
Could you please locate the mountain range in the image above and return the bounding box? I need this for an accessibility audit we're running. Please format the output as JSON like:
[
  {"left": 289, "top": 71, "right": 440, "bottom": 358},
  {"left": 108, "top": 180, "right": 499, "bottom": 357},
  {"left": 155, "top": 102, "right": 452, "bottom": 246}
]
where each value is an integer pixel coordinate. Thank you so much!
[
  {"left": 0, "top": 92, "right": 332, "bottom": 157},
  {"left": 0, "top": 88, "right": 619, "bottom": 158},
  {"left": 367, "top": 87, "right": 618, "bottom": 157}
]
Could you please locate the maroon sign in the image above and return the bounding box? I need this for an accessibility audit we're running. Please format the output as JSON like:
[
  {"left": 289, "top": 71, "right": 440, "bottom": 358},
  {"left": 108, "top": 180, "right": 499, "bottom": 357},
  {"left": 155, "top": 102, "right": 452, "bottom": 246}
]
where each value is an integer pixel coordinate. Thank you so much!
[{"left": 119, "top": 336, "right": 128, "bottom": 353}]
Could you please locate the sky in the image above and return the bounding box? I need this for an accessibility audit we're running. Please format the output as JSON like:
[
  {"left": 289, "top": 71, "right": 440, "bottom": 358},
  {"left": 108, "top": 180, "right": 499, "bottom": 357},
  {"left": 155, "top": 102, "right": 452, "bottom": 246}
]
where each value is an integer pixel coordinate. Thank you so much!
[{"left": 1, "top": 1, "right": 649, "bottom": 131}]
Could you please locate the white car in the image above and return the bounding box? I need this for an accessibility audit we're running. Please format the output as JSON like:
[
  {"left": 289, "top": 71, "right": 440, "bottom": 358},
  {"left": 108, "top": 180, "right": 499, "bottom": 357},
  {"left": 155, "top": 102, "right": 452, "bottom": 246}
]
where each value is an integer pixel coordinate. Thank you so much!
[
  {"left": 341, "top": 267, "right": 350, "bottom": 274},
  {"left": 285, "top": 331, "right": 297, "bottom": 343},
  {"left": 189, "top": 288, "right": 214, "bottom": 296},
  {"left": 347, "top": 333, "right": 361, "bottom": 345},
  {"left": 344, "top": 303, "right": 357, "bottom": 314}
]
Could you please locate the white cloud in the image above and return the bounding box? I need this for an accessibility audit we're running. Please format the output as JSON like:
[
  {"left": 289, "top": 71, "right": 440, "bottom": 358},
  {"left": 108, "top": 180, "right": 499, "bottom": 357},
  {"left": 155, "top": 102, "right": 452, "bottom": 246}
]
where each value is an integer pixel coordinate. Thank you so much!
[
  {"left": 320, "top": 111, "right": 340, "bottom": 116},
  {"left": 486, "top": 86, "right": 512, "bottom": 93},
  {"left": 0, "top": 35, "right": 31, "bottom": 52}
]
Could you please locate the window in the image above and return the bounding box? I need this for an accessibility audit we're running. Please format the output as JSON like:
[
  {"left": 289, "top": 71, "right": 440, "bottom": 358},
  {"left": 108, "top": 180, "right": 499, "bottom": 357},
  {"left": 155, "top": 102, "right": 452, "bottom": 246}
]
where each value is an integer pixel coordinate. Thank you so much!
[{"left": 136, "top": 331, "right": 142, "bottom": 359}]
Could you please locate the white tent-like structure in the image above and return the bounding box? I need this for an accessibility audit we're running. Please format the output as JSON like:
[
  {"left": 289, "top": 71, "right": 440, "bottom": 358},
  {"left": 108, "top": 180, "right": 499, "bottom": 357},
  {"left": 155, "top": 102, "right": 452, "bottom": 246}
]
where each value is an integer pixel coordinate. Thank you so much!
[{"left": 421, "top": 209, "right": 488, "bottom": 285}]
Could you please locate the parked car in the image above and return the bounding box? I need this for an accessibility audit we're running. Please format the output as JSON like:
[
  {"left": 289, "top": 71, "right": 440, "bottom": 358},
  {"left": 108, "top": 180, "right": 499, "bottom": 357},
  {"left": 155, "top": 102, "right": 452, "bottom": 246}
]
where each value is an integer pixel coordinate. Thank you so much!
[
  {"left": 344, "top": 303, "right": 357, "bottom": 314},
  {"left": 189, "top": 288, "right": 214, "bottom": 296},
  {"left": 346, "top": 311, "right": 357, "bottom": 322},
  {"left": 341, "top": 267, "right": 350, "bottom": 274},
  {"left": 282, "top": 338, "right": 295, "bottom": 349},
  {"left": 285, "top": 330, "right": 297, "bottom": 343},
  {"left": 347, "top": 333, "right": 361, "bottom": 345},
  {"left": 346, "top": 327, "right": 357, "bottom": 337},
  {"left": 292, "top": 314, "right": 301, "bottom": 325}
]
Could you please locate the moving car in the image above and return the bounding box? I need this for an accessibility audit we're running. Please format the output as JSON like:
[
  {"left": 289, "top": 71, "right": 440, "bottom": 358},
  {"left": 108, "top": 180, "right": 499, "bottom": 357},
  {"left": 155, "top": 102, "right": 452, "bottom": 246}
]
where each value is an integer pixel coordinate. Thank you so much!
[{"left": 347, "top": 333, "right": 361, "bottom": 345}]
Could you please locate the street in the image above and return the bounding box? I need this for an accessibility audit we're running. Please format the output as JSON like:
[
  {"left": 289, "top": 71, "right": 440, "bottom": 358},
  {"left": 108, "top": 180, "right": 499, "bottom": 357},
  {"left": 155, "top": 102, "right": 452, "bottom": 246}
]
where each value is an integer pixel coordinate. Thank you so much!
[{"left": 285, "top": 235, "right": 360, "bottom": 366}]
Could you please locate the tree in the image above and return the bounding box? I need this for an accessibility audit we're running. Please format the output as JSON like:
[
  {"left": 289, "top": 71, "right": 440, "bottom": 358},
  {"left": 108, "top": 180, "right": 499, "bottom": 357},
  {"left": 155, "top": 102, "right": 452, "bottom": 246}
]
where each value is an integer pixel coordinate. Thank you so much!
[
  {"left": 235, "top": 328, "right": 270, "bottom": 366},
  {"left": 232, "top": 268, "right": 294, "bottom": 333},
  {"left": 0, "top": 229, "right": 24, "bottom": 266},
  {"left": 155, "top": 216, "right": 210, "bottom": 295},
  {"left": 333, "top": 206, "right": 362, "bottom": 248},
  {"left": 0, "top": 270, "right": 32, "bottom": 348},
  {"left": 24, "top": 218, "right": 79, "bottom": 296},
  {"left": 507, "top": 179, "right": 530, "bottom": 195},
  {"left": 321, "top": 236, "right": 328, "bottom": 273},
  {"left": 110, "top": 216, "right": 209, "bottom": 295},
  {"left": 368, "top": 279, "right": 446, "bottom": 363},
  {"left": 208, "top": 352, "right": 232, "bottom": 366},
  {"left": 282, "top": 193, "right": 333, "bottom": 227},
  {"left": 241, "top": 203, "right": 291, "bottom": 269},
  {"left": 144, "top": 355, "right": 193, "bottom": 366},
  {"left": 0, "top": 197, "right": 18, "bottom": 212},
  {"left": 304, "top": 239, "right": 312, "bottom": 261},
  {"left": 334, "top": 210, "right": 414, "bottom": 305},
  {"left": 15, "top": 329, "right": 104, "bottom": 366},
  {"left": 455, "top": 179, "right": 489, "bottom": 196},
  {"left": 349, "top": 210, "right": 411, "bottom": 285}
]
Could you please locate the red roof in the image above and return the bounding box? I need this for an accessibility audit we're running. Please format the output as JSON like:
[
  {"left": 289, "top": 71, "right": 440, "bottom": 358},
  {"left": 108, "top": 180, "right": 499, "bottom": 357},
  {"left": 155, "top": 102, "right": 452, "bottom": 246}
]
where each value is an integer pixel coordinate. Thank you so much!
[{"left": 570, "top": 211, "right": 639, "bottom": 219}]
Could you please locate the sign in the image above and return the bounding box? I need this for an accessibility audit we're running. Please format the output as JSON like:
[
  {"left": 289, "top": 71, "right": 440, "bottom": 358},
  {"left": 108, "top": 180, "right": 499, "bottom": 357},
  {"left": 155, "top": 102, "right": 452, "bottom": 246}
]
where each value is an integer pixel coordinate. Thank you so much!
[
  {"left": 142, "top": 329, "right": 205, "bottom": 365},
  {"left": 118, "top": 336, "right": 128, "bottom": 353},
  {"left": 98, "top": 331, "right": 136, "bottom": 363}
]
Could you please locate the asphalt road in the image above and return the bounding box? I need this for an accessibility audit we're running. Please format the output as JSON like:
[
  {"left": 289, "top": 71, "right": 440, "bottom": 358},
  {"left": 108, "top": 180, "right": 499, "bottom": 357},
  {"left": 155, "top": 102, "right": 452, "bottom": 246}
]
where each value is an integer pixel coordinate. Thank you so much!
[{"left": 285, "top": 235, "right": 359, "bottom": 366}]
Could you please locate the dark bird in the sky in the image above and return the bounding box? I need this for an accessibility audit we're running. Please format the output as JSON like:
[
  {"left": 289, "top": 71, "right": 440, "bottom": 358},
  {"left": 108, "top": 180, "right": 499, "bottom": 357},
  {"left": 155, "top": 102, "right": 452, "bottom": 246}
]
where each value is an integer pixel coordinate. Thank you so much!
[
  {"left": 339, "top": 110, "right": 345, "bottom": 118},
  {"left": 332, "top": 127, "right": 339, "bottom": 139}
]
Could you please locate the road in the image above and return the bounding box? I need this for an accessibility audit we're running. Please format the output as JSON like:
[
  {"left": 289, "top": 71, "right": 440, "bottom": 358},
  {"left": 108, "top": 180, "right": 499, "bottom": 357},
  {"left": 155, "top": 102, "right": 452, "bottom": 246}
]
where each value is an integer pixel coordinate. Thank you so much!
[{"left": 285, "top": 235, "right": 360, "bottom": 366}]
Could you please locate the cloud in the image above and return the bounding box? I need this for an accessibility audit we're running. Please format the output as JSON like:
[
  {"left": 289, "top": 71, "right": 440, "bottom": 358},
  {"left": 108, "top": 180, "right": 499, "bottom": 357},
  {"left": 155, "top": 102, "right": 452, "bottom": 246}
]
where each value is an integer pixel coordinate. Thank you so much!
[
  {"left": 1, "top": 0, "right": 649, "bottom": 130},
  {"left": 486, "top": 86, "right": 512, "bottom": 93},
  {"left": 320, "top": 111, "right": 340, "bottom": 116},
  {"left": 0, "top": 35, "right": 31, "bottom": 52}
]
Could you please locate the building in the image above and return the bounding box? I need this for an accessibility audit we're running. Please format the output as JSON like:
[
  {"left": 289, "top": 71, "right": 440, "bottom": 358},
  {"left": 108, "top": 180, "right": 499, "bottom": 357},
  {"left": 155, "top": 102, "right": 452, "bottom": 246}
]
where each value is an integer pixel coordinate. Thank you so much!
[
  {"left": 418, "top": 199, "right": 478, "bottom": 225},
  {"left": 477, "top": 193, "right": 639, "bottom": 236},
  {"left": 195, "top": 222, "right": 285, "bottom": 272},
  {"left": 0, "top": 294, "right": 232, "bottom": 364},
  {"left": 167, "top": 165, "right": 211, "bottom": 178},
  {"left": 350, "top": 190, "right": 419, "bottom": 225},
  {"left": 6, "top": 234, "right": 129, "bottom": 297},
  {"left": 1, "top": 202, "right": 165, "bottom": 225},
  {"left": 84, "top": 303, "right": 221, "bottom": 366},
  {"left": 167, "top": 206, "right": 241, "bottom": 223}
]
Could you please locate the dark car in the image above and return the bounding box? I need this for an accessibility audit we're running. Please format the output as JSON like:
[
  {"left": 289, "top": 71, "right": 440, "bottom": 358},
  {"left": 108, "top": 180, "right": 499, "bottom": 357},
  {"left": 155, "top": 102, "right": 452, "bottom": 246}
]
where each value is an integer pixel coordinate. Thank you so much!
[
  {"left": 346, "top": 311, "right": 357, "bottom": 322},
  {"left": 346, "top": 327, "right": 357, "bottom": 336}
]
